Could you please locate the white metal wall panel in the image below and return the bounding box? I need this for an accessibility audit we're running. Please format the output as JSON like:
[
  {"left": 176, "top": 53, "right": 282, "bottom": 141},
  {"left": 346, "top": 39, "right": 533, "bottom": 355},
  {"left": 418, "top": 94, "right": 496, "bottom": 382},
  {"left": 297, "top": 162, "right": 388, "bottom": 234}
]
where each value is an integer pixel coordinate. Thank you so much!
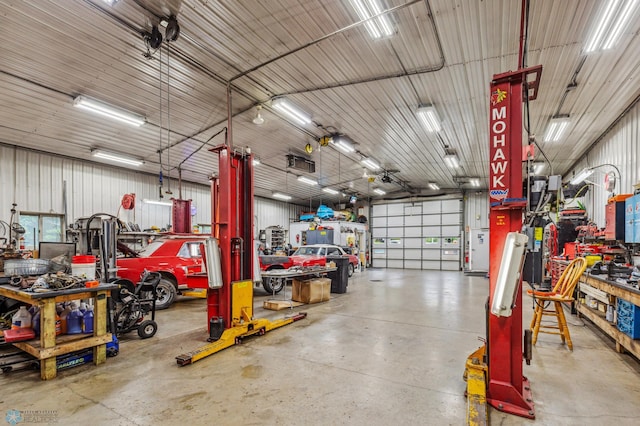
[
  {"left": 423, "top": 215, "right": 441, "bottom": 226},
  {"left": 405, "top": 248, "right": 421, "bottom": 259},
  {"left": 405, "top": 238, "right": 422, "bottom": 248},
  {"left": 442, "top": 213, "right": 461, "bottom": 225},
  {"left": 387, "top": 204, "right": 404, "bottom": 216},
  {"left": 372, "top": 228, "right": 387, "bottom": 238},
  {"left": 405, "top": 227, "right": 422, "bottom": 238},
  {"left": 423, "top": 249, "right": 440, "bottom": 260},
  {"left": 387, "top": 216, "right": 404, "bottom": 227},
  {"left": 442, "top": 226, "right": 461, "bottom": 236},
  {"left": 422, "top": 260, "right": 440, "bottom": 269},
  {"left": 466, "top": 192, "right": 490, "bottom": 229},
  {"left": 371, "top": 216, "right": 387, "bottom": 227},
  {"left": 387, "top": 249, "right": 404, "bottom": 259},
  {"left": 387, "top": 259, "right": 404, "bottom": 268},
  {"left": 405, "top": 215, "right": 422, "bottom": 226},
  {"left": 442, "top": 199, "right": 461, "bottom": 211},
  {"left": 387, "top": 227, "right": 404, "bottom": 238},
  {"left": 404, "top": 205, "right": 422, "bottom": 215},
  {"left": 422, "top": 200, "right": 441, "bottom": 214},
  {"left": 372, "top": 205, "right": 387, "bottom": 217},
  {"left": 405, "top": 260, "right": 421, "bottom": 269},
  {"left": 441, "top": 261, "right": 459, "bottom": 271}
]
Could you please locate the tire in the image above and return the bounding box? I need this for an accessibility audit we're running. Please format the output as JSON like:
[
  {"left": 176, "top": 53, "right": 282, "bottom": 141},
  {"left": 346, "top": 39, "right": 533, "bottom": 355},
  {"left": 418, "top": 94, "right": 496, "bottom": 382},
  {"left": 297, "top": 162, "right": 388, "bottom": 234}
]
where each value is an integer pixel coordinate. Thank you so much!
[
  {"left": 137, "top": 320, "right": 158, "bottom": 339},
  {"left": 262, "top": 276, "right": 286, "bottom": 294},
  {"left": 348, "top": 263, "right": 354, "bottom": 277},
  {"left": 149, "top": 278, "right": 176, "bottom": 310}
]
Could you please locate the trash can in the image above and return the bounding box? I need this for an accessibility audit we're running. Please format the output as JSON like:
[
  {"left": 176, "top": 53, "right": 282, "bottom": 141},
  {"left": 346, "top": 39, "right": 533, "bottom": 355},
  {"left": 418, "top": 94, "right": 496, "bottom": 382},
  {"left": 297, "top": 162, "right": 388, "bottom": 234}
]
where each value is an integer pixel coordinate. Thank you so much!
[{"left": 326, "top": 256, "right": 349, "bottom": 294}]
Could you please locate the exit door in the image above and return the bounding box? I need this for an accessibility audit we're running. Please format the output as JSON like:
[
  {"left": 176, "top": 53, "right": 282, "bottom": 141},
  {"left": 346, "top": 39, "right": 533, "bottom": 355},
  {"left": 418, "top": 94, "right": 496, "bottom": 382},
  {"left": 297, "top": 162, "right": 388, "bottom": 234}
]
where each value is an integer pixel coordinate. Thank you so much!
[{"left": 469, "top": 228, "right": 489, "bottom": 272}]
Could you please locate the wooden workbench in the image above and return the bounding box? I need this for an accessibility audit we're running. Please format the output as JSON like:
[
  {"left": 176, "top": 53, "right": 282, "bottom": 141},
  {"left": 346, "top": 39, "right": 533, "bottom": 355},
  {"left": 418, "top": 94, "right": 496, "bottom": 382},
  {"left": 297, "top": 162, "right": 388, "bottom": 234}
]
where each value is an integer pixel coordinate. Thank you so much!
[
  {"left": 0, "top": 283, "right": 116, "bottom": 379},
  {"left": 576, "top": 273, "right": 640, "bottom": 359}
]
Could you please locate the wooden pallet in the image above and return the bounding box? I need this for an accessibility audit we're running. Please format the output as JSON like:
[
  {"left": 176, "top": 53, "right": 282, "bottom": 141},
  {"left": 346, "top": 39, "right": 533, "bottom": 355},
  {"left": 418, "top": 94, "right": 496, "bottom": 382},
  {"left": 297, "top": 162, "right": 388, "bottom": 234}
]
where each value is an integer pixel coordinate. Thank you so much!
[{"left": 263, "top": 300, "right": 304, "bottom": 311}]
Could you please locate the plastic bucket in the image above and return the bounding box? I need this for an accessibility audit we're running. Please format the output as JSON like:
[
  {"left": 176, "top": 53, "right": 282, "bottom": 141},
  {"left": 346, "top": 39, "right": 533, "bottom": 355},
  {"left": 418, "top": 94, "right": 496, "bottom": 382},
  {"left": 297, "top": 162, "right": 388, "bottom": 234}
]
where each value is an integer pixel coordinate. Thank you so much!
[{"left": 72, "top": 255, "right": 96, "bottom": 280}]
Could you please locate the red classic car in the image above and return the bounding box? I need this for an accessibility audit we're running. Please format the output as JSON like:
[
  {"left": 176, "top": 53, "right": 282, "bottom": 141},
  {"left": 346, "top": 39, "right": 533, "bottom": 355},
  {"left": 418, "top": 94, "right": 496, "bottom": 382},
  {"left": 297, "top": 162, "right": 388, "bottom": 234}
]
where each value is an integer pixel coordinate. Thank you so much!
[
  {"left": 117, "top": 236, "right": 297, "bottom": 306},
  {"left": 289, "top": 244, "right": 359, "bottom": 276},
  {"left": 116, "top": 236, "right": 204, "bottom": 309}
]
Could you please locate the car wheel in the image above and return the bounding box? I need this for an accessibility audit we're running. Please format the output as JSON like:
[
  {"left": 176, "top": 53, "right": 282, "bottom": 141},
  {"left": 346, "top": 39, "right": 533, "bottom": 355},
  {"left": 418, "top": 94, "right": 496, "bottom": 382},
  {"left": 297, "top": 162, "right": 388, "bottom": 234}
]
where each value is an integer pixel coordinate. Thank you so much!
[
  {"left": 137, "top": 320, "right": 158, "bottom": 339},
  {"left": 153, "top": 278, "right": 177, "bottom": 310},
  {"left": 348, "top": 263, "right": 354, "bottom": 277},
  {"left": 263, "top": 276, "right": 286, "bottom": 294}
]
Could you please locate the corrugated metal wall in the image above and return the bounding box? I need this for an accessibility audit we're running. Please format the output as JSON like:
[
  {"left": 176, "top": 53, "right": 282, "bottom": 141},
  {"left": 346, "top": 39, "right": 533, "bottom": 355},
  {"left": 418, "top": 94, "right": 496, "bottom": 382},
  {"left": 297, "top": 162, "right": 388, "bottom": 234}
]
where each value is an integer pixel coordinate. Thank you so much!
[
  {"left": 464, "top": 191, "right": 490, "bottom": 230},
  {"left": 567, "top": 101, "right": 640, "bottom": 227},
  {"left": 0, "top": 144, "right": 297, "bottom": 234}
]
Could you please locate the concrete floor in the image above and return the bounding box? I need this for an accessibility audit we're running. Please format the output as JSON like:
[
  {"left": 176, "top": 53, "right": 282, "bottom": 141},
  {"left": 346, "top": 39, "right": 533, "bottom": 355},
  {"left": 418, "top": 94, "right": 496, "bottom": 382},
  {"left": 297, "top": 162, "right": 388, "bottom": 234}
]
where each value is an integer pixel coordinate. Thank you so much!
[{"left": 2, "top": 269, "right": 640, "bottom": 425}]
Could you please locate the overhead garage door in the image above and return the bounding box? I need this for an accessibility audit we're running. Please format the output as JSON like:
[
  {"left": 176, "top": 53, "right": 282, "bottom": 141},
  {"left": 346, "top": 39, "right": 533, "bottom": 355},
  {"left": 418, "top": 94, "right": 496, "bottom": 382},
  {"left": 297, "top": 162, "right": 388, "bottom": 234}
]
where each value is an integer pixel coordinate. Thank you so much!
[{"left": 371, "top": 198, "right": 462, "bottom": 270}]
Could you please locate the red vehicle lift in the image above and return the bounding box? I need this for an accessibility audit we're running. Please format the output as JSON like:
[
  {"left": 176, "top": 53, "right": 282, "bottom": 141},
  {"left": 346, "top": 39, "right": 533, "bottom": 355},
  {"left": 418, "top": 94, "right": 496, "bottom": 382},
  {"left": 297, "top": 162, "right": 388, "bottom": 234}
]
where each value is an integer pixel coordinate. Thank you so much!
[
  {"left": 464, "top": 2, "right": 543, "bottom": 421},
  {"left": 175, "top": 145, "right": 305, "bottom": 366}
]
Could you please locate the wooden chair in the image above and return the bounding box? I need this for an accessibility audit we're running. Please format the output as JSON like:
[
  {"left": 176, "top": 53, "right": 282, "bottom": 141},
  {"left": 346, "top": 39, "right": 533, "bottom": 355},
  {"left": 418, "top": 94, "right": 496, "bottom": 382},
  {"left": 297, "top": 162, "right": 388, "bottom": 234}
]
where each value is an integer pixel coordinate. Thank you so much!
[{"left": 527, "top": 257, "right": 587, "bottom": 350}]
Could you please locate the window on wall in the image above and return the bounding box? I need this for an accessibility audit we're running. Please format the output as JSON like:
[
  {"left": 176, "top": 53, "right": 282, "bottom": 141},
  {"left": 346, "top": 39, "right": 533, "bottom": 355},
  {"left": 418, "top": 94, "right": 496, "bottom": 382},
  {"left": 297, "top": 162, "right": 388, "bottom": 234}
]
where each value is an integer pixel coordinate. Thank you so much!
[{"left": 19, "top": 213, "right": 64, "bottom": 250}]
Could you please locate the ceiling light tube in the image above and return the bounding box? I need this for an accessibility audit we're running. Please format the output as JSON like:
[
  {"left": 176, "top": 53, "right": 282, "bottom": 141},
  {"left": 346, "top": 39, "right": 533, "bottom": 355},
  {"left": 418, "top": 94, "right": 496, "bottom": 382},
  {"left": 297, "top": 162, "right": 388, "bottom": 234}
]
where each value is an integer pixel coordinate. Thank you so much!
[
  {"left": 272, "top": 97, "right": 312, "bottom": 125},
  {"left": 584, "top": 0, "right": 638, "bottom": 52},
  {"left": 92, "top": 150, "right": 144, "bottom": 166},
  {"left": 273, "top": 192, "right": 292, "bottom": 201},
  {"left": 322, "top": 187, "right": 339, "bottom": 195},
  {"left": 252, "top": 158, "right": 261, "bottom": 166},
  {"left": 544, "top": 117, "right": 570, "bottom": 142},
  {"left": 602, "top": 0, "right": 638, "bottom": 49},
  {"left": 361, "top": 157, "right": 381, "bottom": 171},
  {"left": 428, "top": 182, "right": 440, "bottom": 190},
  {"left": 297, "top": 176, "right": 318, "bottom": 185},
  {"left": 73, "top": 95, "right": 146, "bottom": 127},
  {"left": 332, "top": 136, "right": 355, "bottom": 153},
  {"left": 102, "top": 0, "right": 119, "bottom": 5},
  {"left": 349, "top": 0, "right": 394, "bottom": 39},
  {"left": 143, "top": 198, "right": 172, "bottom": 206},
  {"left": 373, "top": 188, "right": 386, "bottom": 195},
  {"left": 570, "top": 168, "right": 594, "bottom": 185},
  {"left": 416, "top": 105, "right": 442, "bottom": 132},
  {"left": 469, "top": 178, "right": 480, "bottom": 187},
  {"left": 443, "top": 154, "right": 459, "bottom": 169}
]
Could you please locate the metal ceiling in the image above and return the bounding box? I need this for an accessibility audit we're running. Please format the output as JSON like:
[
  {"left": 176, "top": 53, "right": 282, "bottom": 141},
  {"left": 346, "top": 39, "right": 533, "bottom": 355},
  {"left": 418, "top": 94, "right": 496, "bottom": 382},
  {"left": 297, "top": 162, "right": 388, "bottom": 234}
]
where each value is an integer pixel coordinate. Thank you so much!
[{"left": 1, "top": 0, "right": 639, "bottom": 205}]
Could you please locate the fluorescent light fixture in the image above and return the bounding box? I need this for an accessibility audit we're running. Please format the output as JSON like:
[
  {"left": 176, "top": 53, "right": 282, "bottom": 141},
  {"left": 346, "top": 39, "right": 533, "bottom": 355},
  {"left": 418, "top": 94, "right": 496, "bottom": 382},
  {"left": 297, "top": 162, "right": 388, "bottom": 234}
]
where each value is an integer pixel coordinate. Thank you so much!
[
  {"left": 428, "top": 182, "right": 440, "bottom": 190},
  {"left": 416, "top": 105, "right": 442, "bottom": 132},
  {"left": 443, "top": 154, "right": 460, "bottom": 169},
  {"left": 297, "top": 176, "right": 318, "bottom": 185},
  {"left": 73, "top": 95, "right": 146, "bottom": 127},
  {"left": 469, "top": 178, "right": 480, "bottom": 187},
  {"left": 252, "top": 158, "right": 260, "bottom": 166},
  {"left": 570, "top": 168, "right": 594, "bottom": 185},
  {"left": 273, "top": 192, "right": 292, "bottom": 201},
  {"left": 585, "top": 0, "right": 639, "bottom": 52},
  {"left": 349, "top": 0, "right": 394, "bottom": 39},
  {"left": 373, "top": 188, "right": 386, "bottom": 195},
  {"left": 544, "top": 117, "right": 570, "bottom": 142},
  {"left": 143, "top": 198, "right": 172, "bottom": 206},
  {"left": 331, "top": 136, "right": 355, "bottom": 153},
  {"left": 92, "top": 150, "right": 143, "bottom": 166},
  {"left": 361, "top": 157, "right": 381, "bottom": 171},
  {"left": 272, "top": 97, "right": 312, "bottom": 126},
  {"left": 102, "top": 0, "right": 119, "bottom": 5},
  {"left": 322, "top": 187, "right": 339, "bottom": 195}
]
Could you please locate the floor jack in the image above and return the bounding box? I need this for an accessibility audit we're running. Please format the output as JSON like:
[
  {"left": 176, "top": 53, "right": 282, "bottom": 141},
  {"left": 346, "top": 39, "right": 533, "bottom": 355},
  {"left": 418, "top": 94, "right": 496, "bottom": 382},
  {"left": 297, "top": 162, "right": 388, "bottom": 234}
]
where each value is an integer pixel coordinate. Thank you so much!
[{"left": 176, "top": 144, "right": 306, "bottom": 366}]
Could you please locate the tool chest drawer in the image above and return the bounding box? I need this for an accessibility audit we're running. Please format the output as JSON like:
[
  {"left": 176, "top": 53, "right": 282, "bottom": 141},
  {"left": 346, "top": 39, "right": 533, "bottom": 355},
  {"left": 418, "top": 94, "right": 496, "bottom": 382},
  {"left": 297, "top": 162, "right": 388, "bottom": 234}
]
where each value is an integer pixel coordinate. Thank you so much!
[{"left": 617, "top": 298, "right": 640, "bottom": 339}]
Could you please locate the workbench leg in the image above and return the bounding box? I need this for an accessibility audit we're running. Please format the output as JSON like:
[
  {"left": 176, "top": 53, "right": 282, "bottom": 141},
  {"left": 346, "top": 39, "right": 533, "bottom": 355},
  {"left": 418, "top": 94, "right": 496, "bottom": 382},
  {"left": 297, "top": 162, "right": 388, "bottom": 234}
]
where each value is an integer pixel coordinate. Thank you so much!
[
  {"left": 41, "top": 299, "right": 57, "bottom": 380},
  {"left": 93, "top": 290, "right": 109, "bottom": 365}
]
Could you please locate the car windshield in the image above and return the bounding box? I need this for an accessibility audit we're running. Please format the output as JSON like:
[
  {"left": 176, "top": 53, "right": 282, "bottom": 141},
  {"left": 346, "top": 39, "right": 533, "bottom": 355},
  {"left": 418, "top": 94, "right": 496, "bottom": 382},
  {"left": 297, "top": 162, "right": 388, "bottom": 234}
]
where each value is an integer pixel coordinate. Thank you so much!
[{"left": 294, "top": 246, "right": 322, "bottom": 255}]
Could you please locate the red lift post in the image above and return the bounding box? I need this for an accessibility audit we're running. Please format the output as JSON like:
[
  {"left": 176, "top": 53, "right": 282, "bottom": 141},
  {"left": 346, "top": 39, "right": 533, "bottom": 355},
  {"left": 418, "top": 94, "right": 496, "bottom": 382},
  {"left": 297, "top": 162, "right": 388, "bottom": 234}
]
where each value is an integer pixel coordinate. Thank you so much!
[
  {"left": 175, "top": 145, "right": 306, "bottom": 366},
  {"left": 465, "top": 1, "right": 543, "bottom": 421}
]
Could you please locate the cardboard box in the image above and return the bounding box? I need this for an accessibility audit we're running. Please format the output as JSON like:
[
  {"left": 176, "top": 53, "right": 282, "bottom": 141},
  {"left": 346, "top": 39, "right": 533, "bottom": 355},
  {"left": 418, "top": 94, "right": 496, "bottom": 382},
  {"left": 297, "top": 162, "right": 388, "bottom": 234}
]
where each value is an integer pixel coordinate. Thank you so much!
[{"left": 292, "top": 278, "right": 331, "bottom": 304}]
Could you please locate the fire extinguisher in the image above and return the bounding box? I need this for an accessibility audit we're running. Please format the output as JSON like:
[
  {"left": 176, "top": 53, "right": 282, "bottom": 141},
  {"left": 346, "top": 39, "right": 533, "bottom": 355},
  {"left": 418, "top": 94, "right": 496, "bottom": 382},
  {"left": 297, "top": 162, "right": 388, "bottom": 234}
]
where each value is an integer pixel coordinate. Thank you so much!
[{"left": 19, "top": 237, "right": 25, "bottom": 250}]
